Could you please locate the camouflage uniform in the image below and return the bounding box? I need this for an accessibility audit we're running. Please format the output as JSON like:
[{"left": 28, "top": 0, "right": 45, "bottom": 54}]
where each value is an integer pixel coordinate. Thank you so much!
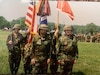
[
  {"left": 57, "top": 25, "right": 78, "bottom": 75},
  {"left": 31, "top": 24, "right": 51, "bottom": 74},
  {"left": 23, "top": 50, "right": 32, "bottom": 74},
  {"left": 6, "top": 24, "right": 24, "bottom": 74},
  {"left": 49, "top": 24, "right": 61, "bottom": 74},
  {"left": 21, "top": 33, "right": 32, "bottom": 74}
]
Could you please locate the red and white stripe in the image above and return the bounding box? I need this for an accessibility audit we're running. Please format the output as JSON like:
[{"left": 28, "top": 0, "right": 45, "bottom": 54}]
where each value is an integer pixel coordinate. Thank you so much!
[{"left": 25, "top": 0, "right": 37, "bottom": 44}]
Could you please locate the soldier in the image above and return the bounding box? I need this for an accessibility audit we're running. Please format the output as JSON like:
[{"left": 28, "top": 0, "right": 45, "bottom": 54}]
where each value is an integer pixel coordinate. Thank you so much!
[
  {"left": 31, "top": 24, "right": 51, "bottom": 74},
  {"left": 57, "top": 25, "right": 78, "bottom": 75},
  {"left": 21, "top": 30, "right": 32, "bottom": 74},
  {"left": 49, "top": 24, "right": 61, "bottom": 74},
  {"left": 6, "top": 24, "right": 24, "bottom": 74}
]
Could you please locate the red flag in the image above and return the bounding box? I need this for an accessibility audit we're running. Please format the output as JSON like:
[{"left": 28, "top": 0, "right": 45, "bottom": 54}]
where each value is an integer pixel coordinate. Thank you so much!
[
  {"left": 56, "top": 0, "right": 61, "bottom": 11},
  {"left": 37, "top": 0, "right": 51, "bottom": 16},
  {"left": 57, "top": 0, "right": 74, "bottom": 20},
  {"left": 25, "top": 0, "right": 37, "bottom": 44}
]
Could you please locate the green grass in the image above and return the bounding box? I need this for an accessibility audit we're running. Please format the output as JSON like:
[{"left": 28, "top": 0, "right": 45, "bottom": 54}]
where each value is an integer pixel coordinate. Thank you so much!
[
  {"left": 0, "top": 30, "right": 10, "bottom": 74},
  {"left": 73, "top": 42, "right": 100, "bottom": 75},
  {"left": 0, "top": 30, "right": 100, "bottom": 75}
]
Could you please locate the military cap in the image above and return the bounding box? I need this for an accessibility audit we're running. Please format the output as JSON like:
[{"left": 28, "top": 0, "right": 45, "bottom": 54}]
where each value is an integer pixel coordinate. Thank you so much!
[
  {"left": 39, "top": 24, "right": 48, "bottom": 30},
  {"left": 13, "top": 24, "right": 20, "bottom": 30},
  {"left": 64, "top": 25, "right": 72, "bottom": 31}
]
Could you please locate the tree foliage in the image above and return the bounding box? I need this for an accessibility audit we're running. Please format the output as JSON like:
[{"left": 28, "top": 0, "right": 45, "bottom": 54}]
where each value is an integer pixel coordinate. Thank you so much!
[
  {"left": 73, "top": 23, "right": 100, "bottom": 35},
  {"left": 0, "top": 16, "right": 10, "bottom": 29},
  {"left": 85, "top": 23, "right": 97, "bottom": 35},
  {"left": 10, "top": 17, "right": 26, "bottom": 29},
  {"left": 0, "top": 16, "right": 100, "bottom": 35}
]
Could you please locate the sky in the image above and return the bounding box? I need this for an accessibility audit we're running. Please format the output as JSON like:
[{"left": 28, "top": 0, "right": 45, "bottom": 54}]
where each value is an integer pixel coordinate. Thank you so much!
[{"left": 0, "top": 0, "right": 100, "bottom": 26}]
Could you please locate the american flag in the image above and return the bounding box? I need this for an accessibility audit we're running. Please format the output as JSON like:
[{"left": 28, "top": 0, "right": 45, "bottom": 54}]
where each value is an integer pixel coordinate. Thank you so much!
[
  {"left": 57, "top": 0, "right": 74, "bottom": 20},
  {"left": 25, "top": 0, "right": 37, "bottom": 44}
]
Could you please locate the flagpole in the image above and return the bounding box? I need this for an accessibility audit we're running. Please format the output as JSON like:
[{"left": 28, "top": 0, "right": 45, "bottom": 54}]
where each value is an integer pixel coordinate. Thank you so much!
[
  {"left": 55, "top": 11, "right": 59, "bottom": 48},
  {"left": 57, "top": 11, "right": 59, "bottom": 26}
]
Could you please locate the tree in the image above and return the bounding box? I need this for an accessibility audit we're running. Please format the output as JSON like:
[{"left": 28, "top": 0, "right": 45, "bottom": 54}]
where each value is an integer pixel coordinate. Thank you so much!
[
  {"left": 18, "top": 17, "right": 26, "bottom": 29},
  {"left": 0, "top": 16, "right": 10, "bottom": 29},
  {"left": 10, "top": 17, "right": 26, "bottom": 30},
  {"left": 48, "top": 22, "right": 55, "bottom": 31},
  {"left": 86, "top": 23, "right": 97, "bottom": 35}
]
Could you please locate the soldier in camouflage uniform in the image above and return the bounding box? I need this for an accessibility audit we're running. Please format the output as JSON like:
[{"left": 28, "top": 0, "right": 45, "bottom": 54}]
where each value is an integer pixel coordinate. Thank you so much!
[
  {"left": 57, "top": 25, "right": 78, "bottom": 75},
  {"left": 31, "top": 24, "right": 51, "bottom": 74},
  {"left": 20, "top": 31, "right": 32, "bottom": 74},
  {"left": 23, "top": 45, "right": 33, "bottom": 74},
  {"left": 49, "top": 24, "right": 61, "bottom": 74},
  {"left": 6, "top": 24, "right": 24, "bottom": 74}
]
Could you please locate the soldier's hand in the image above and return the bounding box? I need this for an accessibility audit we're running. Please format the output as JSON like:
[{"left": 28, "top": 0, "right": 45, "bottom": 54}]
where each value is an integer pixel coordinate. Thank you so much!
[
  {"left": 8, "top": 40, "right": 12, "bottom": 44},
  {"left": 47, "top": 58, "right": 50, "bottom": 64},
  {"left": 54, "top": 28, "right": 59, "bottom": 37},
  {"left": 31, "top": 58, "right": 35, "bottom": 65},
  {"left": 74, "top": 59, "right": 77, "bottom": 63},
  {"left": 58, "top": 60, "right": 61, "bottom": 64}
]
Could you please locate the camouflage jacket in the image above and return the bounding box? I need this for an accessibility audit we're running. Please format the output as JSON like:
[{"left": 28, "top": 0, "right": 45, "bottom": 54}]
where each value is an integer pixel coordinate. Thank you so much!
[
  {"left": 6, "top": 33, "right": 25, "bottom": 53},
  {"left": 31, "top": 34, "right": 51, "bottom": 60},
  {"left": 57, "top": 34, "right": 78, "bottom": 61}
]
